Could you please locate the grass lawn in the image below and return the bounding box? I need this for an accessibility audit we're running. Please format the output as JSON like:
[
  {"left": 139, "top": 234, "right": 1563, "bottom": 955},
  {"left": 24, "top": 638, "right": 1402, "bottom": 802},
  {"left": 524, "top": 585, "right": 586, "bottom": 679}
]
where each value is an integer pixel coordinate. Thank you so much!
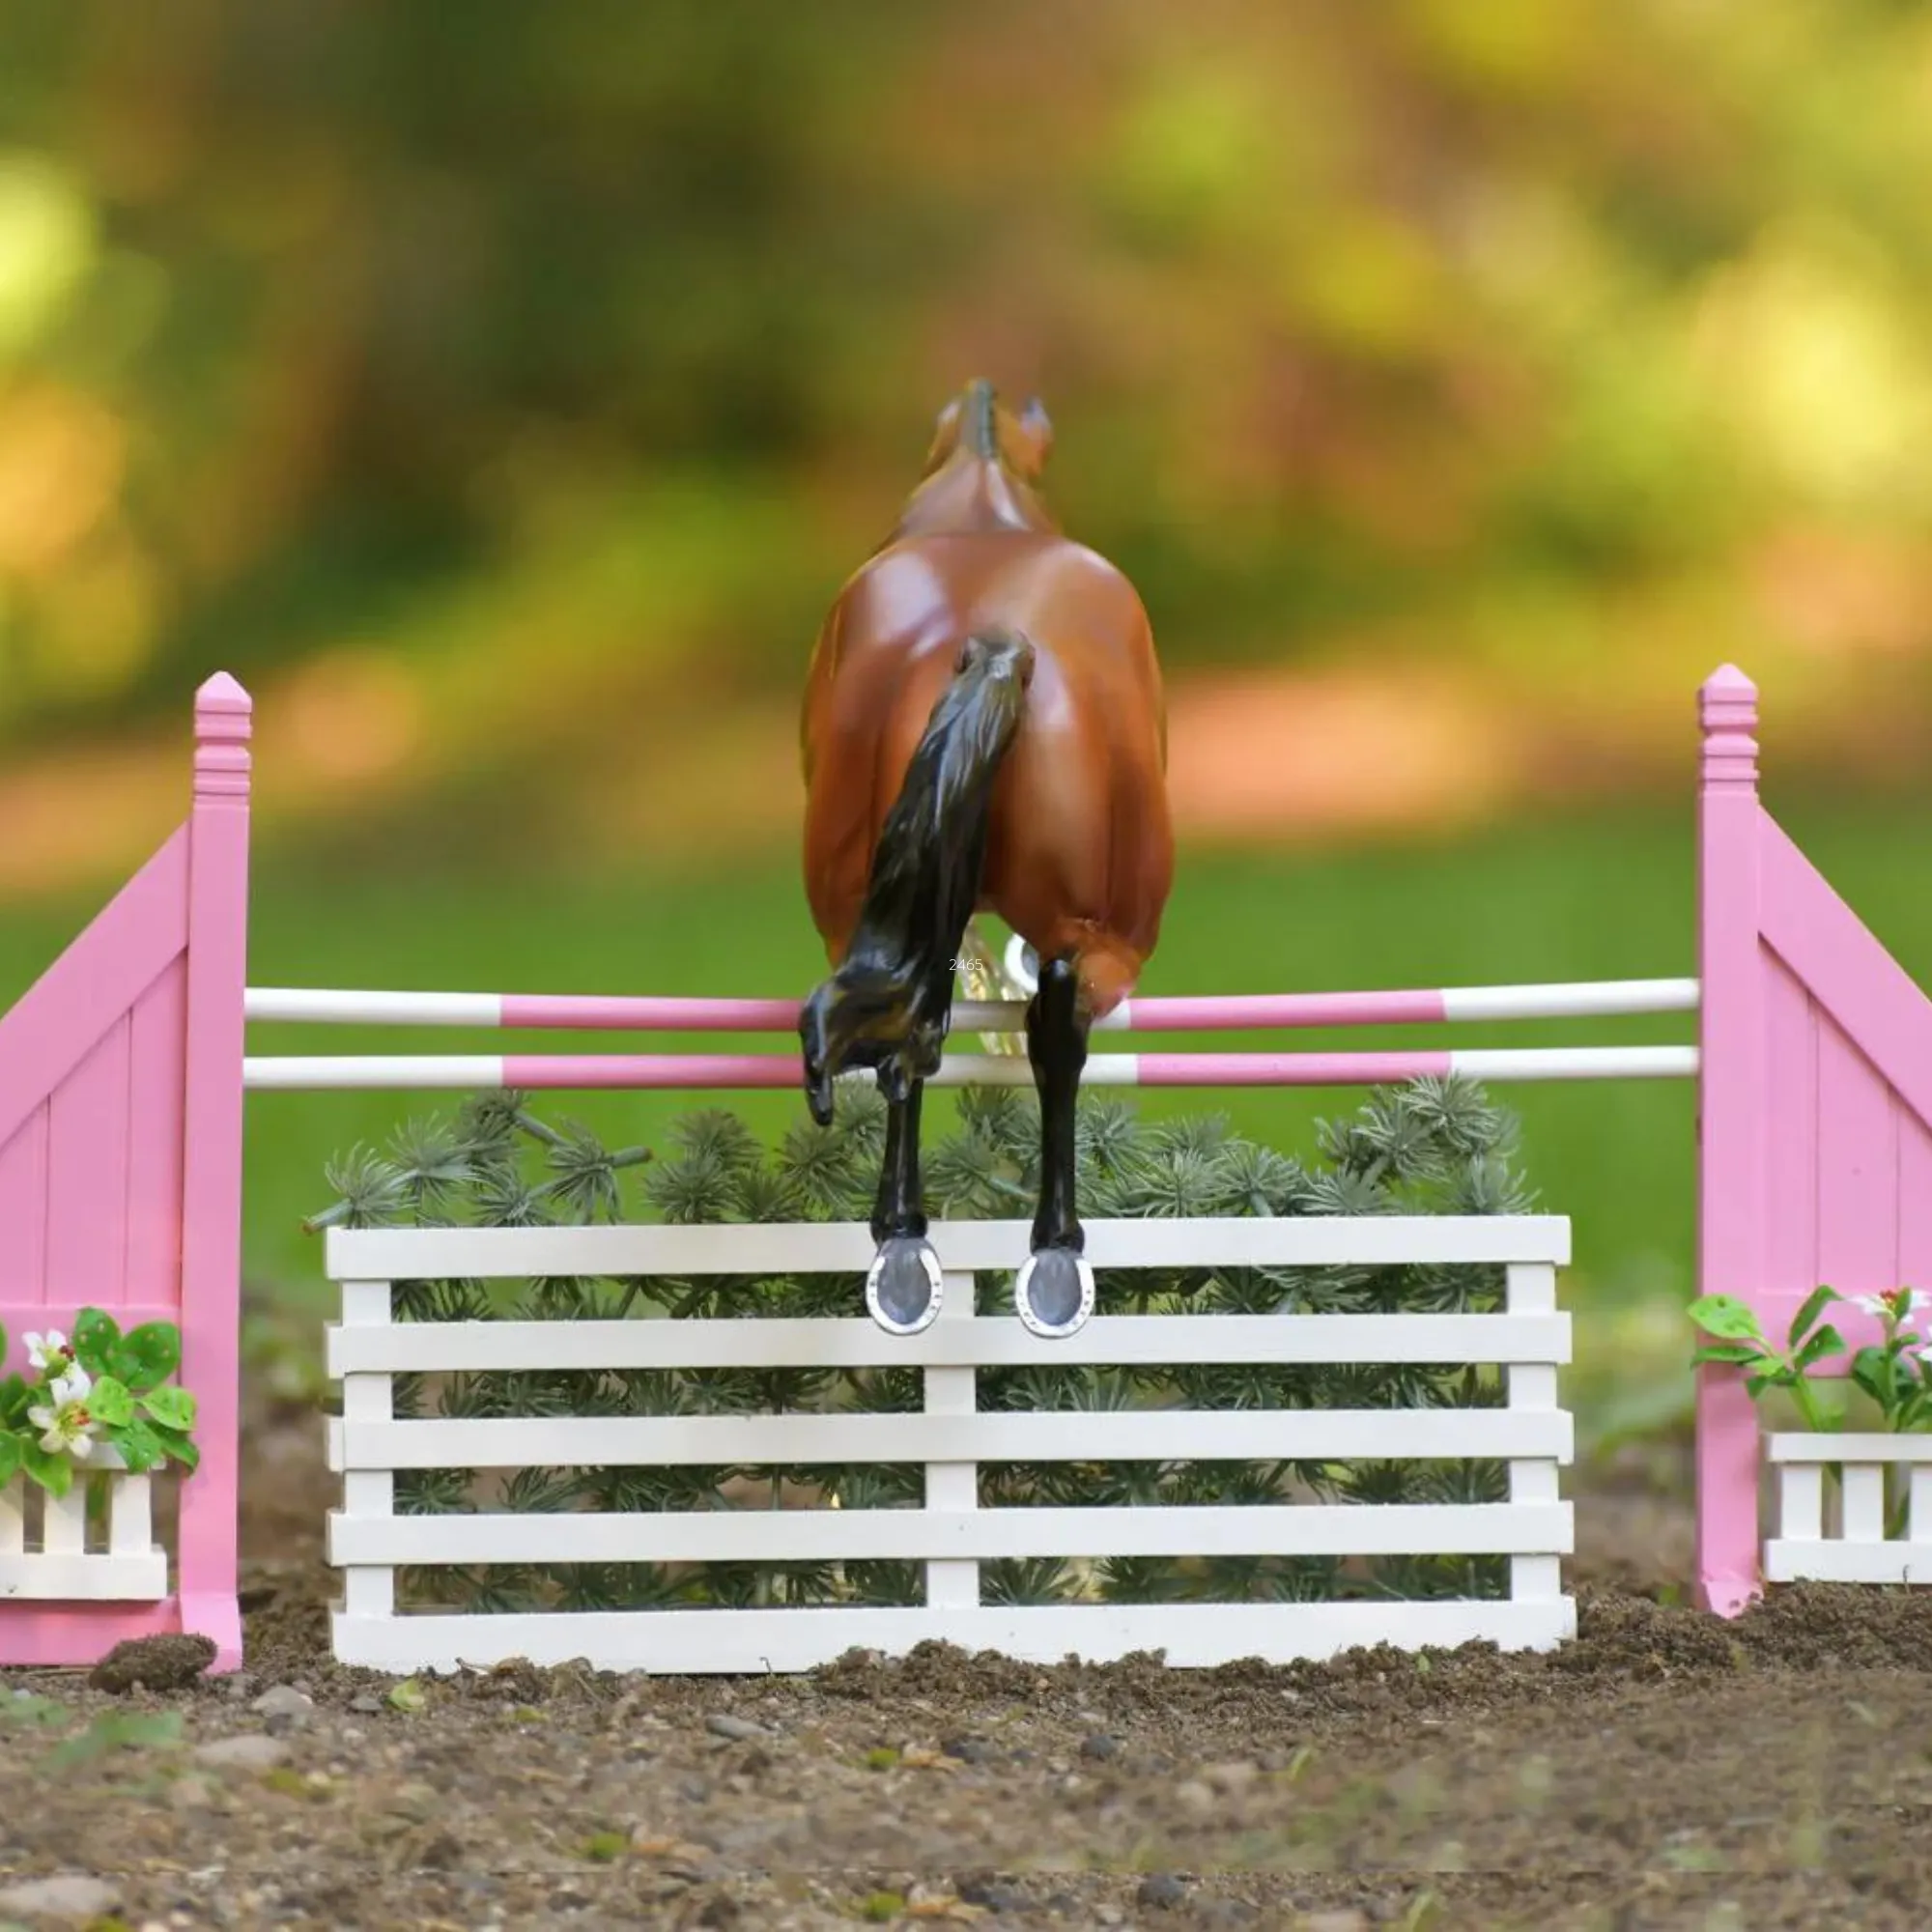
[{"left": 3, "top": 786, "right": 1927, "bottom": 1442}]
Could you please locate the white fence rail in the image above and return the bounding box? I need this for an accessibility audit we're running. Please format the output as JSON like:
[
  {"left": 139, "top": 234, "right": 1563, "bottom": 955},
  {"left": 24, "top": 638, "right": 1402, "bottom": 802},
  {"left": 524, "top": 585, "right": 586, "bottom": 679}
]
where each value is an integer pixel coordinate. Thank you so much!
[
  {"left": 1766, "top": 1434, "right": 1932, "bottom": 1585},
  {"left": 0, "top": 1450, "right": 169, "bottom": 1603},
  {"left": 324, "top": 1214, "right": 1576, "bottom": 1674}
]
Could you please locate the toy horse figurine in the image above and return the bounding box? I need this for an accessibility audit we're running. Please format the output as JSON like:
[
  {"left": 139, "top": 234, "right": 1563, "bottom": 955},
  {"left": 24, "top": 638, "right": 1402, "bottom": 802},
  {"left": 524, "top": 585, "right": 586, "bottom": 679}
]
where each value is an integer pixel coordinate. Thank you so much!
[{"left": 796, "top": 380, "right": 1174, "bottom": 1339}]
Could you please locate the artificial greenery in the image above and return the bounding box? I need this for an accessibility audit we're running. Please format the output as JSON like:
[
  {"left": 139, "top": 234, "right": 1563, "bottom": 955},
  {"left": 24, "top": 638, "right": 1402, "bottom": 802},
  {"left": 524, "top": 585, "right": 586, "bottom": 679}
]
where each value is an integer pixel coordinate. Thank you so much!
[
  {"left": 1690, "top": 1284, "right": 1932, "bottom": 1539},
  {"left": 309, "top": 1076, "right": 1539, "bottom": 1614},
  {"left": 0, "top": 1312, "right": 200, "bottom": 1499}
]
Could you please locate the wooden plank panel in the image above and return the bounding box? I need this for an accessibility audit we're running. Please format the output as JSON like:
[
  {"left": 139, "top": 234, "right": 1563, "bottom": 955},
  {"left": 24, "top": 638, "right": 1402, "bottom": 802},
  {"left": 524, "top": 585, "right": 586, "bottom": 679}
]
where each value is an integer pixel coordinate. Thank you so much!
[
  {"left": 44, "top": 1017, "right": 132, "bottom": 1308},
  {"left": 328, "top": 1406, "right": 1574, "bottom": 1472},
  {"left": 1814, "top": 1012, "right": 1898, "bottom": 1297},
  {"left": 331, "top": 1598, "right": 1579, "bottom": 1675},
  {"left": 125, "top": 959, "right": 187, "bottom": 1312},
  {"left": 1899, "top": 1112, "right": 1932, "bottom": 1305},
  {"left": 328, "top": 1500, "right": 1575, "bottom": 1568},
  {"left": 327, "top": 1311, "right": 1573, "bottom": 1378},
  {"left": 327, "top": 1214, "right": 1574, "bottom": 1282},
  {"left": 1762, "top": 956, "right": 1820, "bottom": 1301},
  {"left": 0, "top": 1105, "right": 48, "bottom": 1309}
]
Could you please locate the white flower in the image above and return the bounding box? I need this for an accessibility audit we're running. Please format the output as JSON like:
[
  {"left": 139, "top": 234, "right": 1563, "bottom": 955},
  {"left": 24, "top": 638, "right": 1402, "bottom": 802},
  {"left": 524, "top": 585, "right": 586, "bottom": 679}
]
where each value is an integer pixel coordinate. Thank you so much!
[
  {"left": 23, "top": 1329, "right": 71, "bottom": 1373},
  {"left": 1854, "top": 1293, "right": 1893, "bottom": 1318},
  {"left": 27, "top": 1365, "right": 98, "bottom": 1461}
]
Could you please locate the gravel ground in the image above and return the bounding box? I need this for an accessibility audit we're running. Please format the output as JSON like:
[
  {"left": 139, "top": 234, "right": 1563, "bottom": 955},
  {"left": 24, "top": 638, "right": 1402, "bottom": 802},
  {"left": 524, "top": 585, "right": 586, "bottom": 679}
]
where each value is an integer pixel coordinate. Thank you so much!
[{"left": 4, "top": 1388, "right": 1929, "bottom": 1931}]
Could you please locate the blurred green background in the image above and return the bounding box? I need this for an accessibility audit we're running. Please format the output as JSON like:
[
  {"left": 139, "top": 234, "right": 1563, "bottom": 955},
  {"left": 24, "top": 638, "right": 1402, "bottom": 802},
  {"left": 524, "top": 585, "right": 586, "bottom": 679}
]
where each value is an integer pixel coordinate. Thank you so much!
[{"left": 4, "top": 1, "right": 1932, "bottom": 1442}]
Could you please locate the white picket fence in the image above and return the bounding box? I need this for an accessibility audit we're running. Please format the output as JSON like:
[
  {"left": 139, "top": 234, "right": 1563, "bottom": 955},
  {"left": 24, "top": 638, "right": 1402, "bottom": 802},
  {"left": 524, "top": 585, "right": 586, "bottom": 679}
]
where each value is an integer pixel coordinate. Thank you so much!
[
  {"left": 324, "top": 1214, "right": 1576, "bottom": 1673},
  {"left": 1766, "top": 1434, "right": 1932, "bottom": 1585},
  {"left": 0, "top": 1450, "right": 169, "bottom": 1603}
]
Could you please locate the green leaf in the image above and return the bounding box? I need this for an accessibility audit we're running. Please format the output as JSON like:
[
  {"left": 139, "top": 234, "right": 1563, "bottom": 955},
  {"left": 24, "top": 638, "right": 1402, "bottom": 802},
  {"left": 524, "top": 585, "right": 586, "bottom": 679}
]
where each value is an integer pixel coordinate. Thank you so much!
[
  {"left": 87, "top": 1376, "right": 134, "bottom": 1428},
  {"left": 71, "top": 1307, "right": 122, "bottom": 1375},
  {"left": 139, "top": 1385, "right": 196, "bottom": 1433},
  {"left": 0, "top": 1691, "right": 70, "bottom": 1729},
  {"left": 20, "top": 1440, "right": 72, "bottom": 1498},
  {"left": 108, "top": 1416, "right": 165, "bottom": 1473},
  {"left": 388, "top": 1678, "right": 426, "bottom": 1714},
  {"left": 1688, "top": 1294, "right": 1764, "bottom": 1343},
  {"left": 43, "top": 1708, "right": 185, "bottom": 1770},
  {"left": 1689, "top": 1341, "right": 1766, "bottom": 1368},
  {"left": 1793, "top": 1324, "right": 1847, "bottom": 1372},
  {"left": 0, "top": 1374, "right": 30, "bottom": 1429},
  {"left": 1848, "top": 1349, "right": 1892, "bottom": 1411},
  {"left": 144, "top": 1420, "right": 199, "bottom": 1473},
  {"left": 111, "top": 1321, "right": 181, "bottom": 1391},
  {"left": 1787, "top": 1285, "right": 1842, "bottom": 1350},
  {"left": 0, "top": 1430, "right": 18, "bottom": 1485}
]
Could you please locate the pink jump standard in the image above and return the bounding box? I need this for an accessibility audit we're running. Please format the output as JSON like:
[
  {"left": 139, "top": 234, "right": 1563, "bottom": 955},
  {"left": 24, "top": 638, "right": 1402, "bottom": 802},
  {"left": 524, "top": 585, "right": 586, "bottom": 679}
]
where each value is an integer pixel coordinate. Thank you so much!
[
  {"left": 1693, "top": 667, "right": 1932, "bottom": 1614},
  {"left": 0, "top": 674, "right": 248, "bottom": 1668},
  {"left": 4, "top": 659, "right": 1930, "bottom": 1671}
]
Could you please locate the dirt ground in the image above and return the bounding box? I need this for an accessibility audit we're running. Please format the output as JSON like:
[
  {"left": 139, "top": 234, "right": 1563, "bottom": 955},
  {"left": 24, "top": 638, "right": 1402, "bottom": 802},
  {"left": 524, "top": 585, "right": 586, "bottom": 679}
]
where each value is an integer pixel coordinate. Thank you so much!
[{"left": 5, "top": 1383, "right": 1932, "bottom": 1932}]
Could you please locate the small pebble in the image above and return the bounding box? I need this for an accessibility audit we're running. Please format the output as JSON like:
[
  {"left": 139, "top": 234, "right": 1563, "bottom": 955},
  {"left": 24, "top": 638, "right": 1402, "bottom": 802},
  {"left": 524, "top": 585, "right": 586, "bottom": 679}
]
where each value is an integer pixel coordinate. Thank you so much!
[
  {"left": 1176, "top": 1779, "right": 1215, "bottom": 1817},
  {"left": 1304, "top": 1914, "right": 1371, "bottom": 1932},
  {"left": 1079, "top": 1732, "right": 1120, "bottom": 1760},
  {"left": 252, "top": 1684, "right": 315, "bottom": 1732},
  {"left": 958, "top": 1877, "right": 1029, "bottom": 1913},
  {"left": 387, "top": 1780, "right": 440, "bottom": 1823},
  {"left": 1137, "top": 1873, "right": 1188, "bottom": 1911},
  {"left": 349, "top": 1693, "right": 384, "bottom": 1715},
  {"left": 193, "top": 1734, "right": 292, "bottom": 1772},
  {"left": 942, "top": 1737, "right": 996, "bottom": 1765},
  {"left": 0, "top": 1872, "right": 121, "bottom": 1919},
  {"left": 704, "top": 1713, "right": 767, "bottom": 1743}
]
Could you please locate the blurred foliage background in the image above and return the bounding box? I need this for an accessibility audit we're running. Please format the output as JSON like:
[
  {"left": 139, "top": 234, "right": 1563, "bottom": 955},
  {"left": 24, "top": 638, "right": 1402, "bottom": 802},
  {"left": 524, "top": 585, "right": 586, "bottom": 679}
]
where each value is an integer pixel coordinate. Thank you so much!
[{"left": 3, "top": 0, "right": 1932, "bottom": 1438}]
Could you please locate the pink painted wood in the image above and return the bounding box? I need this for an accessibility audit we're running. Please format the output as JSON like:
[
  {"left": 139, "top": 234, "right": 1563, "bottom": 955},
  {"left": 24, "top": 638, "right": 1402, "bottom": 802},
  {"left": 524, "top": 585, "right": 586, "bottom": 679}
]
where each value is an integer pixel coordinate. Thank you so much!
[
  {"left": 0, "top": 673, "right": 248, "bottom": 1669},
  {"left": 176, "top": 672, "right": 251, "bottom": 1669},
  {"left": 1695, "top": 664, "right": 1932, "bottom": 1616},
  {"left": 497, "top": 989, "right": 1456, "bottom": 1031},
  {"left": 1694, "top": 666, "right": 1769, "bottom": 1618},
  {"left": 495, "top": 1048, "right": 1460, "bottom": 1089}
]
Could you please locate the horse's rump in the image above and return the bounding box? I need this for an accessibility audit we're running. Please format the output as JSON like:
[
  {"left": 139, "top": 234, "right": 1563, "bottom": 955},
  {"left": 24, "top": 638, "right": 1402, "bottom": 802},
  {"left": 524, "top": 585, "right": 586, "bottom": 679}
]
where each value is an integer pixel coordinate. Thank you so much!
[{"left": 802, "top": 533, "right": 1170, "bottom": 1012}]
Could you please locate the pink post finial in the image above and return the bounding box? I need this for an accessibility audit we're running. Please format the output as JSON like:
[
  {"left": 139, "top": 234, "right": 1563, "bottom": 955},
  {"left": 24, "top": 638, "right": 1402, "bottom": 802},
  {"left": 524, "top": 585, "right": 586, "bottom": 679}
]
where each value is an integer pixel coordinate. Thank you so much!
[
  {"left": 1699, "top": 664, "right": 1758, "bottom": 794},
  {"left": 194, "top": 671, "right": 253, "bottom": 801}
]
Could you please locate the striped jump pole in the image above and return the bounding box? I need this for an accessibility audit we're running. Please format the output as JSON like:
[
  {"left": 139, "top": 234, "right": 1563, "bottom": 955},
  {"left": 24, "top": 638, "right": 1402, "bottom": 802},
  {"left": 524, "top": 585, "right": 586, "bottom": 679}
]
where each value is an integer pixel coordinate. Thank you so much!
[
  {"left": 242, "top": 1043, "right": 1699, "bottom": 1092},
  {"left": 243, "top": 977, "right": 1698, "bottom": 1036},
  {"left": 240, "top": 976, "right": 1701, "bottom": 1090}
]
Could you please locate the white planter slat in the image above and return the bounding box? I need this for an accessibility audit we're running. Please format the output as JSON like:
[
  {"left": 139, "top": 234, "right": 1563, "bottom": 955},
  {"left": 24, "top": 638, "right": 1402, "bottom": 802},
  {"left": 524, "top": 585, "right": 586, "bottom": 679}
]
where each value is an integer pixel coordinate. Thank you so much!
[
  {"left": 0, "top": 1449, "right": 169, "bottom": 1604},
  {"left": 1766, "top": 1433, "right": 1932, "bottom": 1587}
]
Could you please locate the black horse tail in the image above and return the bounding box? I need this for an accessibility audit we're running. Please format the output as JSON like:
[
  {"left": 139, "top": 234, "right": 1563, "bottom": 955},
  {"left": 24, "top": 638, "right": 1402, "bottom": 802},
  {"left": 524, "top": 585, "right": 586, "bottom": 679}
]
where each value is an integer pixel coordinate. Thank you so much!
[{"left": 800, "top": 629, "right": 1035, "bottom": 1121}]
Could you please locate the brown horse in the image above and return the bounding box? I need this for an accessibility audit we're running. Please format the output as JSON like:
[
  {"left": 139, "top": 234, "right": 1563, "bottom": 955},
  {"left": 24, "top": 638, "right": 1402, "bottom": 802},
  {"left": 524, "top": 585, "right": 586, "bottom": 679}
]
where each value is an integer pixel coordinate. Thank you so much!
[{"left": 797, "top": 380, "right": 1174, "bottom": 1338}]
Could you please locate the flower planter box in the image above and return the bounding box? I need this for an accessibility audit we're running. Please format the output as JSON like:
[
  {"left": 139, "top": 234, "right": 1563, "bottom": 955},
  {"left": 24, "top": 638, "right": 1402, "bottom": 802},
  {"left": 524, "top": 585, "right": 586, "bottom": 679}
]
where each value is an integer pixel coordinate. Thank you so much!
[
  {"left": 0, "top": 1447, "right": 170, "bottom": 1604},
  {"left": 1765, "top": 1434, "right": 1932, "bottom": 1586}
]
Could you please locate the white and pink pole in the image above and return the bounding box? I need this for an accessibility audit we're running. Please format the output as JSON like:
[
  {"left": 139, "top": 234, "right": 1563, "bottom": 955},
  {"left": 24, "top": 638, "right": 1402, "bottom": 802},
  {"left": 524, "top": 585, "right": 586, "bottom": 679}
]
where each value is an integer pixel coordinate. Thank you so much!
[{"left": 241, "top": 977, "right": 1700, "bottom": 1090}]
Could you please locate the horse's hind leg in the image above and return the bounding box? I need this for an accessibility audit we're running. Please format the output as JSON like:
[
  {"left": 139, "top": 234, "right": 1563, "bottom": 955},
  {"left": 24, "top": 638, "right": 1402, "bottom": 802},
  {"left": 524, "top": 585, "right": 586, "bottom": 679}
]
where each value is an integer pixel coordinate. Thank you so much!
[
  {"left": 1014, "top": 953, "right": 1095, "bottom": 1338},
  {"left": 865, "top": 1073, "right": 944, "bottom": 1335}
]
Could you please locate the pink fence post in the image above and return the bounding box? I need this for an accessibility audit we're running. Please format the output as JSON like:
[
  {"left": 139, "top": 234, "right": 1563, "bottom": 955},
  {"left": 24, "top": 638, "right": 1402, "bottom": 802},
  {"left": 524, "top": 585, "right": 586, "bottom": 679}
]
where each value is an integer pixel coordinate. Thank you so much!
[
  {"left": 1695, "top": 664, "right": 1766, "bottom": 1616},
  {"left": 175, "top": 671, "right": 252, "bottom": 1668}
]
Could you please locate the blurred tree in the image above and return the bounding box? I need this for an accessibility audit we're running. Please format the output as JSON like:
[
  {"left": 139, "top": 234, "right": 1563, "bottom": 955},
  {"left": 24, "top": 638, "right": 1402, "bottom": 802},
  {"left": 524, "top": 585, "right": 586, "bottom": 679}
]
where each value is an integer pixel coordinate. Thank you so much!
[{"left": 0, "top": 0, "right": 1927, "bottom": 784}]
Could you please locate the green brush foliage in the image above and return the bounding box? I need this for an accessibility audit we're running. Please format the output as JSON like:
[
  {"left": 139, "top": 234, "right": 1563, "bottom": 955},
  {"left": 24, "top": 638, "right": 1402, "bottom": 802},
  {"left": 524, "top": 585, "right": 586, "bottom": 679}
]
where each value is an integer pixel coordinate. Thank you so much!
[{"left": 308, "top": 1076, "right": 1539, "bottom": 1614}]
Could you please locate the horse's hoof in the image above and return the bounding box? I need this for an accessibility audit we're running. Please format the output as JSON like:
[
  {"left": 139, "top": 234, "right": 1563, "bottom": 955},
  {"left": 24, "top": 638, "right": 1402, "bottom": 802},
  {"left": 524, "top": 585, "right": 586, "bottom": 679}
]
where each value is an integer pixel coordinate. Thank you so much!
[
  {"left": 1014, "top": 1247, "right": 1094, "bottom": 1339},
  {"left": 866, "top": 1236, "right": 943, "bottom": 1336}
]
